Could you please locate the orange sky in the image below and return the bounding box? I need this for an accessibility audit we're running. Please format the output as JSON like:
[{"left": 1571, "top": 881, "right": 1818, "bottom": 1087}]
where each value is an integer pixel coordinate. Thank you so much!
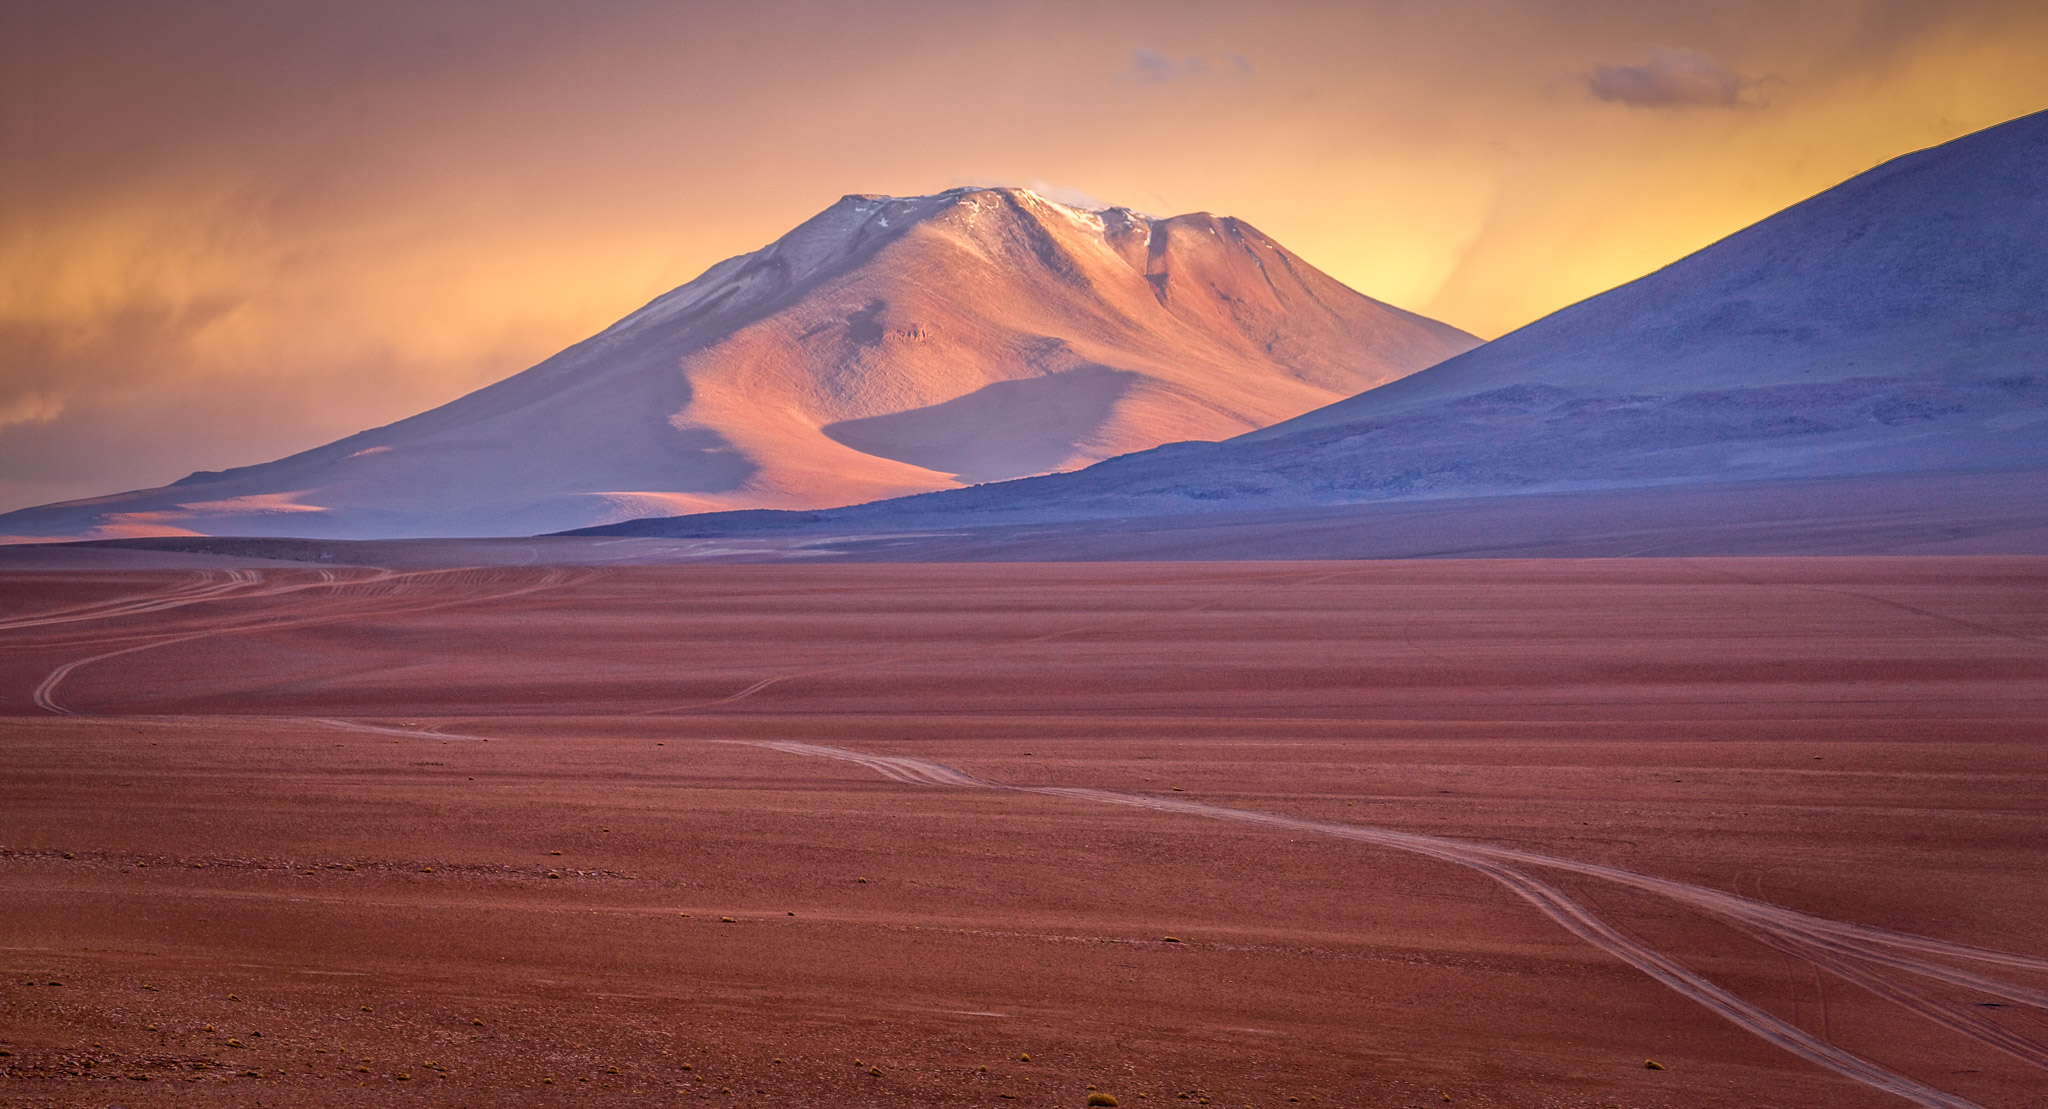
[{"left": 3, "top": 0, "right": 2046, "bottom": 512}]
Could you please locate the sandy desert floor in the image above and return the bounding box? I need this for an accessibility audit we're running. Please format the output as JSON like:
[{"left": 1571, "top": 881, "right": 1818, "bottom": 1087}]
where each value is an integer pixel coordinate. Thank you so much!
[{"left": 1, "top": 558, "right": 2044, "bottom": 1107}]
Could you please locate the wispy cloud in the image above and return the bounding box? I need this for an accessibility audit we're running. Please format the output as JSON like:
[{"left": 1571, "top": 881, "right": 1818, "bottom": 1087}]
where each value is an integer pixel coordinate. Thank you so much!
[
  {"left": 1587, "top": 47, "right": 1754, "bottom": 108},
  {"left": 0, "top": 391, "right": 64, "bottom": 430},
  {"left": 1122, "top": 47, "right": 1253, "bottom": 84}
]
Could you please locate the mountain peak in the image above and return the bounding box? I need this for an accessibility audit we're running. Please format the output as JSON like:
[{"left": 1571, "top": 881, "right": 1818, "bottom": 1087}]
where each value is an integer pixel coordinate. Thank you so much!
[
  {"left": 835, "top": 185, "right": 1140, "bottom": 215},
  {"left": 0, "top": 181, "right": 1476, "bottom": 541},
  {"left": 603, "top": 186, "right": 1331, "bottom": 354}
]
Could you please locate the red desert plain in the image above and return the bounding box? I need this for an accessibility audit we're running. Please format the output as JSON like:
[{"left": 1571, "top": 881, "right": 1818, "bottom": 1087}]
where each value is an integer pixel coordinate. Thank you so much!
[{"left": 1, "top": 556, "right": 2045, "bottom": 1108}]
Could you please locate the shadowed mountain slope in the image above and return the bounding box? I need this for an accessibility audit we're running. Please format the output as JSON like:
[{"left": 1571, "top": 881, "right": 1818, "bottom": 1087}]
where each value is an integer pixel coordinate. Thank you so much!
[{"left": 0, "top": 187, "right": 1475, "bottom": 540}]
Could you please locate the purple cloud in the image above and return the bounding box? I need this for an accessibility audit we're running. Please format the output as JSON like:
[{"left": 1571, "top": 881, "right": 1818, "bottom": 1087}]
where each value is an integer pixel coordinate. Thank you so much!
[
  {"left": 1123, "top": 47, "right": 1251, "bottom": 84},
  {"left": 1588, "top": 47, "right": 1752, "bottom": 108}
]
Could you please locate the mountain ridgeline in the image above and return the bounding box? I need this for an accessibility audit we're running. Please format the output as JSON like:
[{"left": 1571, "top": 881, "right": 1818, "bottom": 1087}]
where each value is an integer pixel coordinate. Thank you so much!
[{"left": 574, "top": 109, "right": 2048, "bottom": 545}]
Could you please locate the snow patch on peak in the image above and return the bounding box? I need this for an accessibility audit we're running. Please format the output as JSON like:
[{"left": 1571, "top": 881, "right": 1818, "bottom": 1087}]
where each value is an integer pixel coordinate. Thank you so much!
[
  {"left": 846, "top": 184, "right": 1137, "bottom": 217},
  {"left": 1028, "top": 193, "right": 1109, "bottom": 233}
]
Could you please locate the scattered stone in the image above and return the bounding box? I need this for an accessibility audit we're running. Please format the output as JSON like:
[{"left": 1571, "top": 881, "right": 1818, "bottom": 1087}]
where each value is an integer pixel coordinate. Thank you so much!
[{"left": 1644, "top": 1059, "right": 1665, "bottom": 1070}]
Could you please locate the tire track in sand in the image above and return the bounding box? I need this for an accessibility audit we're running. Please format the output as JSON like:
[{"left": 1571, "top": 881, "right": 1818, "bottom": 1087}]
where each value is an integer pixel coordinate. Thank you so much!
[
  {"left": 738, "top": 739, "right": 2048, "bottom": 1109},
  {"left": 30, "top": 567, "right": 588, "bottom": 714},
  {"left": 0, "top": 569, "right": 266, "bottom": 632}
]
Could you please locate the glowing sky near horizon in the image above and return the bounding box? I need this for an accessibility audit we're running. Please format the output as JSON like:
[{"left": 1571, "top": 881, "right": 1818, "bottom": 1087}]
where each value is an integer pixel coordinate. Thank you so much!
[{"left": 3, "top": 0, "right": 2046, "bottom": 512}]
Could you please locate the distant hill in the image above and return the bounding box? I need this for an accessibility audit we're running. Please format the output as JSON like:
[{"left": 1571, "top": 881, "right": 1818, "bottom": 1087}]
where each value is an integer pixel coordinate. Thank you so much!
[{"left": 0, "top": 187, "right": 1475, "bottom": 541}]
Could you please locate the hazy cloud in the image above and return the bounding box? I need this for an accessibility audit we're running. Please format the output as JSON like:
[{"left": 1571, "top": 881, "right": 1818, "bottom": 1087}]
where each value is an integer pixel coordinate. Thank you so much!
[
  {"left": 1123, "top": 47, "right": 1252, "bottom": 83},
  {"left": 1588, "top": 47, "right": 1752, "bottom": 108}
]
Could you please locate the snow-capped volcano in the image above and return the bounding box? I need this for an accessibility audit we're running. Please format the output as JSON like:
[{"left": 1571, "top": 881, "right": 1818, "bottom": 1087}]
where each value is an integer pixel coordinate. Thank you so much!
[{"left": 0, "top": 186, "right": 1477, "bottom": 540}]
